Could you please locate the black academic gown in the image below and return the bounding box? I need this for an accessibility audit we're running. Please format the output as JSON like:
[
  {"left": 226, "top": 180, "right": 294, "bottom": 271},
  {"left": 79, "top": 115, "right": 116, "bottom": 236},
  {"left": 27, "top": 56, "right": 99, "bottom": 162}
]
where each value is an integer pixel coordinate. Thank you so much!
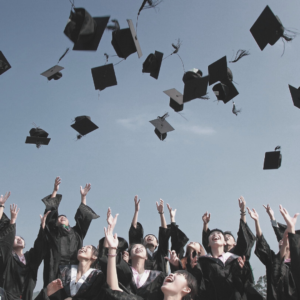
[
  {"left": 183, "top": 254, "right": 250, "bottom": 300},
  {"left": 0, "top": 213, "right": 46, "bottom": 300},
  {"left": 42, "top": 194, "right": 99, "bottom": 287},
  {"left": 169, "top": 222, "right": 190, "bottom": 259},
  {"left": 128, "top": 222, "right": 171, "bottom": 273},
  {"left": 255, "top": 234, "right": 299, "bottom": 300}
]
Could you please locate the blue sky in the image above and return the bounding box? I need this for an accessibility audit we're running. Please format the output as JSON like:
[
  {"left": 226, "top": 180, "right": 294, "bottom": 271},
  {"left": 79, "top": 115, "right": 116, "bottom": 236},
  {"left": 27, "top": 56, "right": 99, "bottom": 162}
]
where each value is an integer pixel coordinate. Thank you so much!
[{"left": 1, "top": 0, "right": 300, "bottom": 291}]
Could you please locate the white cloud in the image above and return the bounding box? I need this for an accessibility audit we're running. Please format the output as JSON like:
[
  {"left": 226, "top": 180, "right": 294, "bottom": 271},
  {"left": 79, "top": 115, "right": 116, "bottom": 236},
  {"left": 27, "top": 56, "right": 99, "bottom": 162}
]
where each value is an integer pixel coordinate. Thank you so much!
[
  {"left": 116, "top": 115, "right": 147, "bottom": 130},
  {"left": 180, "top": 125, "right": 216, "bottom": 136}
]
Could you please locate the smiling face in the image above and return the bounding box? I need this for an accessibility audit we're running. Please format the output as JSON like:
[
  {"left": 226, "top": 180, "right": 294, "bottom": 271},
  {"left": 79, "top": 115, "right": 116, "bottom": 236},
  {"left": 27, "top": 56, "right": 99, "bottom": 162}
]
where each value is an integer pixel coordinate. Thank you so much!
[
  {"left": 13, "top": 236, "right": 25, "bottom": 249},
  {"left": 224, "top": 234, "right": 236, "bottom": 247},
  {"left": 208, "top": 231, "right": 226, "bottom": 248},
  {"left": 130, "top": 244, "right": 147, "bottom": 260},
  {"left": 57, "top": 215, "right": 69, "bottom": 226},
  {"left": 144, "top": 234, "right": 158, "bottom": 248},
  {"left": 77, "top": 245, "right": 97, "bottom": 262}
]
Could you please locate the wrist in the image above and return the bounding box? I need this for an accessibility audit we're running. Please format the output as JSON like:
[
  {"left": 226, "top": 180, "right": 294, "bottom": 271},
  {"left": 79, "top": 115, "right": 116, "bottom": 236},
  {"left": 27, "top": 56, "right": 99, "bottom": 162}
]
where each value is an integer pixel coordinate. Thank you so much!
[
  {"left": 108, "top": 248, "right": 117, "bottom": 255},
  {"left": 158, "top": 211, "right": 164, "bottom": 214}
]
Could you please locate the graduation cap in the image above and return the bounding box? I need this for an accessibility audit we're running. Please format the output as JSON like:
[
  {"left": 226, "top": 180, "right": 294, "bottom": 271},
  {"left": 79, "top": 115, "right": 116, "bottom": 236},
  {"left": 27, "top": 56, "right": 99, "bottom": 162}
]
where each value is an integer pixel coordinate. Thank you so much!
[
  {"left": 182, "top": 69, "right": 209, "bottom": 102},
  {"left": 163, "top": 88, "right": 184, "bottom": 112},
  {"left": 25, "top": 127, "right": 51, "bottom": 148},
  {"left": 64, "top": 8, "right": 110, "bottom": 51},
  {"left": 250, "top": 5, "right": 294, "bottom": 51},
  {"left": 41, "top": 65, "right": 64, "bottom": 81},
  {"left": 71, "top": 116, "right": 99, "bottom": 139},
  {"left": 263, "top": 146, "right": 282, "bottom": 170},
  {"left": 288, "top": 84, "right": 300, "bottom": 109},
  {"left": 149, "top": 113, "right": 174, "bottom": 141},
  {"left": 213, "top": 82, "right": 239, "bottom": 104},
  {"left": 142, "top": 51, "right": 163, "bottom": 79},
  {"left": 0, "top": 51, "right": 11, "bottom": 76},
  {"left": 111, "top": 19, "right": 142, "bottom": 59},
  {"left": 91, "top": 64, "right": 117, "bottom": 91}
]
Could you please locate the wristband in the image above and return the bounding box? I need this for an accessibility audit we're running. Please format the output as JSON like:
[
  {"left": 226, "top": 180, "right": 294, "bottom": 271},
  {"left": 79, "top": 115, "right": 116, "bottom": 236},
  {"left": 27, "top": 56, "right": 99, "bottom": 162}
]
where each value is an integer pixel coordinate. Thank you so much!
[
  {"left": 158, "top": 212, "right": 164, "bottom": 214},
  {"left": 0, "top": 205, "right": 5, "bottom": 208}
]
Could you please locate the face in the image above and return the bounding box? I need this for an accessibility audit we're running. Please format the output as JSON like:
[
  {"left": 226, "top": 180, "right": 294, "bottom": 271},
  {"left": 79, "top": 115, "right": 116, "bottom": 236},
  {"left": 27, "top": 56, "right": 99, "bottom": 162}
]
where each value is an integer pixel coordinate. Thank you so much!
[
  {"left": 144, "top": 235, "right": 158, "bottom": 248},
  {"left": 14, "top": 236, "right": 25, "bottom": 249},
  {"left": 57, "top": 215, "right": 69, "bottom": 226},
  {"left": 161, "top": 273, "right": 190, "bottom": 297},
  {"left": 208, "top": 231, "right": 226, "bottom": 247},
  {"left": 279, "top": 239, "right": 289, "bottom": 251},
  {"left": 187, "top": 242, "right": 201, "bottom": 254},
  {"left": 130, "top": 244, "right": 147, "bottom": 260},
  {"left": 224, "top": 234, "right": 236, "bottom": 247},
  {"left": 77, "top": 245, "right": 97, "bottom": 261}
]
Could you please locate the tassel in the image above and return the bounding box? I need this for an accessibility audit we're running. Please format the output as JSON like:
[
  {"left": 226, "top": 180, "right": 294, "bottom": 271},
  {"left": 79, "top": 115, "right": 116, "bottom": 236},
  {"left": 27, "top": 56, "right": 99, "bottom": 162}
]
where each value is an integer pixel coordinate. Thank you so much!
[
  {"left": 229, "top": 49, "right": 250, "bottom": 63},
  {"left": 106, "top": 19, "right": 120, "bottom": 31}
]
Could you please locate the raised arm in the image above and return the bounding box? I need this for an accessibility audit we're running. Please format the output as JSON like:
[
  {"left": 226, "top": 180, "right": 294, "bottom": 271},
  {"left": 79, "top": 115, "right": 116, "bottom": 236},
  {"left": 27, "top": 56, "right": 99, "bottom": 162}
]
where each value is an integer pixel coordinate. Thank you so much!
[
  {"left": 238, "top": 196, "right": 246, "bottom": 223},
  {"left": 50, "top": 177, "right": 61, "bottom": 199},
  {"left": 156, "top": 199, "right": 167, "bottom": 229},
  {"left": 0, "top": 192, "right": 10, "bottom": 221},
  {"left": 247, "top": 207, "right": 262, "bottom": 238},
  {"left": 167, "top": 203, "right": 176, "bottom": 224},
  {"left": 202, "top": 212, "right": 211, "bottom": 253},
  {"left": 131, "top": 195, "right": 140, "bottom": 229}
]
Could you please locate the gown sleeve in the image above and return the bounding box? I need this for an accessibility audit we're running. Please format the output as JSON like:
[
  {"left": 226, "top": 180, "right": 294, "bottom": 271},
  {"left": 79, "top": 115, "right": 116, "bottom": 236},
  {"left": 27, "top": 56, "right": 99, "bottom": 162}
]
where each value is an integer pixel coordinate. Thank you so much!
[
  {"left": 129, "top": 222, "right": 144, "bottom": 245},
  {"left": 0, "top": 213, "right": 15, "bottom": 264},
  {"left": 169, "top": 222, "right": 189, "bottom": 259},
  {"left": 100, "top": 283, "right": 143, "bottom": 300},
  {"left": 288, "top": 232, "right": 300, "bottom": 295},
  {"left": 72, "top": 203, "right": 100, "bottom": 240},
  {"left": 202, "top": 228, "right": 210, "bottom": 254},
  {"left": 254, "top": 234, "right": 275, "bottom": 267}
]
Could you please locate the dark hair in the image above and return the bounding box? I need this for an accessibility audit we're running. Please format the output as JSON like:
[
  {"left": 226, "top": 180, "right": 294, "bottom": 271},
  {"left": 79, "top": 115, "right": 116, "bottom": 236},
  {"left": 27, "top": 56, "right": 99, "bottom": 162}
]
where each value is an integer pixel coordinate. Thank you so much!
[
  {"left": 128, "top": 243, "right": 146, "bottom": 257},
  {"left": 174, "top": 270, "right": 198, "bottom": 300},
  {"left": 90, "top": 245, "right": 99, "bottom": 268},
  {"left": 184, "top": 242, "right": 202, "bottom": 258}
]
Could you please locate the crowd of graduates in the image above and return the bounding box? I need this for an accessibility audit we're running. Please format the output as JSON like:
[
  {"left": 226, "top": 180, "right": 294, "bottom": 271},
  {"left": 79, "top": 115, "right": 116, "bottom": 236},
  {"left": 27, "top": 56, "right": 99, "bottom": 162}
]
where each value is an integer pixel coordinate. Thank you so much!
[{"left": 0, "top": 177, "right": 299, "bottom": 300}]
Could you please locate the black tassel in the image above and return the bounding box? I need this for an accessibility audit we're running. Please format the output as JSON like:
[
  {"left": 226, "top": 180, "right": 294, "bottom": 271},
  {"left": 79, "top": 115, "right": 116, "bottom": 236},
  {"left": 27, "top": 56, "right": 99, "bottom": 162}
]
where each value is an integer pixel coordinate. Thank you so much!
[
  {"left": 106, "top": 19, "right": 120, "bottom": 31},
  {"left": 76, "top": 134, "right": 83, "bottom": 140},
  {"left": 104, "top": 53, "right": 109, "bottom": 63},
  {"left": 229, "top": 49, "right": 250, "bottom": 63},
  {"left": 138, "top": 0, "right": 162, "bottom": 15},
  {"left": 58, "top": 48, "right": 70, "bottom": 63},
  {"left": 275, "top": 146, "right": 281, "bottom": 151},
  {"left": 200, "top": 94, "right": 210, "bottom": 100}
]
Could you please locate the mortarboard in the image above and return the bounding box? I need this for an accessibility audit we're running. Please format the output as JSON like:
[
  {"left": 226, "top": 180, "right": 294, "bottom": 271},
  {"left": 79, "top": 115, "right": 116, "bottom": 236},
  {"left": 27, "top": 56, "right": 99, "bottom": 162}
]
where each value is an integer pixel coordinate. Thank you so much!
[
  {"left": 250, "top": 6, "right": 286, "bottom": 51},
  {"left": 71, "top": 116, "right": 99, "bottom": 139},
  {"left": 163, "top": 88, "right": 184, "bottom": 112},
  {"left": 111, "top": 19, "right": 142, "bottom": 59},
  {"left": 91, "top": 64, "right": 117, "bottom": 91},
  {"left": 25, "top": 128, "right": 51, "bottom": 148},
  {"left": 149, "top": 113, "right": 174, "bottom": 141},
  {"left": 182, "top": 69, "right": 209, "bottom": 102},
  {"left": 142, "top": 51, "right": 163, "bottom": 79},
  {"left": 288, "top": 84, "right": 300, "bottom": 109},
  {"left": 263, "top": 146, "right": 282, "bottom": 170},
  {"left": 0, "top": 51, "right": 11, "bottom": 76},
  {"left": 64, "top": 8, "right": 110, "bottom": 51},
  {"left": 208, "top": 56, "right": 233, "bottom": 86},
  {"left": 41, "top": 65, "right": 64, "bottom": 81},
  {"left": 213, "top": 81, "right": 239, "bottom": 104}
]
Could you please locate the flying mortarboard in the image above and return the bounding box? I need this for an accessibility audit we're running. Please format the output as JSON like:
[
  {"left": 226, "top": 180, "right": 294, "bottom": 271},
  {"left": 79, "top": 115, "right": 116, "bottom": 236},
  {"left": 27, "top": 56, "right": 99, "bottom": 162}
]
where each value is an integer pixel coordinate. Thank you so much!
[
  {"left": 111, "top": 19, "right": 142, "bottom": 59},
  {"left": 208, "top": 56, "right": 233, "bottom": 86},
  {"left": 64, "top": 8, "right": 110, "bottom": 51},
  {"left": 142, "top": 51, "right": 163, "bottom": 79},
  {"left": 263, "top": 146, "right": 282, "bottom": 170},
  {"left": 149, "top": 113, "right": 174, "bottom": 141},
  {"left": 250, "top": 5, "right": 292, "bottom": 51},
  {"left": 213, "top": 81, "right": 239, "bottom": 104},
  {"left": 163, "top": 88, "right": 184, "bottom": 112},
  {"left": 91, "top": 64, "right": 117, "bottom": 91},
  {"left": 182, "top": 69, "right": 209, "bottom": 102},
  {"left": 25, "top": 128, "right": 51, "bottom": 148},
  {"left": 71, "top": 116, "right": 99, "bottom": 139},
  {"left": 0, "top": 51, "right": 11, "bottom": 76},
  {"left": 288, "top": 84, "right": 300, "bottom": 109},
  {"left": 41, "top": 65, "right": 64, "bottom": 81}
]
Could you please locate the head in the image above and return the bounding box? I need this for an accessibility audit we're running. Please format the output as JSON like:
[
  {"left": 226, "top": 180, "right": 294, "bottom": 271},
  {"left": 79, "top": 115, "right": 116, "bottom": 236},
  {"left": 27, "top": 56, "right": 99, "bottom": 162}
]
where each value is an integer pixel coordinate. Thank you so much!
[
  {"left": 224, "top": 232, "right": 236, "bottom": 251},
  {"left": 13, "top": 236, "right": 25, "bottom": 249},
  {"left": 56, "top": 215, "right": 69, "bottom": 226},
  {"left": 143, "top": 234, "right": 158, "bottom": 249},
  {"left": 161, "top": 270, "right": 198, "bottom": 300},
  {"left": 77, "top": 245, "right": 98, "bottom": 263},
  {"left": 279, "top": 238, "right": 290, "bottom": 258},
  {"left": 208, "top": 230, "right": 226, "bottom": 249},
  {"left": 129, "top": 243, "right": 148, "bottom": 260},
  {"left": 185, "top": 242, "right": 205, "bottom": 257}
]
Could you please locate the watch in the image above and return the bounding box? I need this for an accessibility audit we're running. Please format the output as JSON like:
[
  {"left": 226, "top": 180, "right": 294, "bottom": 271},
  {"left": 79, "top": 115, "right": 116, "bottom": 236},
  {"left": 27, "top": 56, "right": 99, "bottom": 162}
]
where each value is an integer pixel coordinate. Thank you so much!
[{"left": 0, "top": 204, "right": 5, "bottom": 208}]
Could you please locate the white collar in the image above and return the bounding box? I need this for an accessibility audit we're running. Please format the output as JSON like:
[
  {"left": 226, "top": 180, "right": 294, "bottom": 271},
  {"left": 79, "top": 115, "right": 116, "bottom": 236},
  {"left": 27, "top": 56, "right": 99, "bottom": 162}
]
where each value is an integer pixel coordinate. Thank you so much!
[{"left": 69, "top": 265, "right": 95, "bottom": 296}]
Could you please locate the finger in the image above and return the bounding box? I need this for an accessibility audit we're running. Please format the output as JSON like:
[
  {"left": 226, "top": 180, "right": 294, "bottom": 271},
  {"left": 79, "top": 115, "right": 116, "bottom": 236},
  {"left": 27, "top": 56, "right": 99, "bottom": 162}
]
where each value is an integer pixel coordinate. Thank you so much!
[
  {"left": 45, "top": 211, "right": 51, "bottom": 217},
  {"left": 138, "top": 199, "right": 140, "bottom": 204},
  {"left": 164, "top": 257, "right": 170, "bottom": 261},
  {"left": 294, "top": 213, "right": 299, "bottom": 219},
  {"left": 174, "top": 209, "right": 177, "bottom": 214},
  {"left": 168, "top": 249, "right": 172, "bottom": 255},
  {"left": 80, "top": 186, "right": 82, "bottom": 191},
  {"left": 40, "top": 215, "right": 43, "bottom": 221},
  {"left": 263, "top": 205, "right": 267, "bottom": 209},
  {"left": 114, "top": 233, "right": 118, "bottom": 239},
  {"left": 104, "top": 227, "right": 107, "bottom": 236},
  {"left": 156, "top": 202, "right": 159, "bottom": 208}
]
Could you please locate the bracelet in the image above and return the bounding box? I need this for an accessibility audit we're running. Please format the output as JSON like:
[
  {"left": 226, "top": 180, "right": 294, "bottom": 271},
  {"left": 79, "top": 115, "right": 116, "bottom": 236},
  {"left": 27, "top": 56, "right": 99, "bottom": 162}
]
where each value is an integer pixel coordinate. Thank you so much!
[
  {"left": 158, "top": 211, "right": 164, "bottom": 214},
  {"left": 107, "top": 254, "right": 117, "bottom": 257},
  {"left": 109, "top": 247, "right": 117, "bottom": 250},
  {"left": 240, "top": 212, "right": 246, "bottom": 216},
  {"left": 0, "top": 205, "right": 5, "bottom": 208}
]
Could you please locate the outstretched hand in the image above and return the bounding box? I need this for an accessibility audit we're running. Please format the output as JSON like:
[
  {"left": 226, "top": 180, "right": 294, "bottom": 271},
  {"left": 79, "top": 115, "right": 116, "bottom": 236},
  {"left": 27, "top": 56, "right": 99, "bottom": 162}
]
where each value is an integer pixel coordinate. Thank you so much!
[
  {"left": 202, "top": 212, "right": 211, "bottom": 224},
  {"left": 47, "top": 279, "right": 63, "bottom": 297},
  {"left": 80, "top": 183, "right": 91, "bottom": 197},
  {"left": 247, "top": 207, "right": 259, "bottom": 221},
  {"left": 40, "top": 211, "right": 51, "bottom": 229},
  {"left": 279, "top": 205, "right": 299, "bottom": 233},
  {"left": 164, "top": 250, "right": 179, "bottom": 267},
  {"left": 10, "top": 204, "right": 20, "bottom": 224},
  {"left": 0, "top": 192, "right": 11, "bottom": 206},
  {"left": 107, "top": 208, "right": 119, "bottom": 231},
  {"left": 104, "top": 225, "right": 119, "bottom": 249},
  {"left": 238, "top": 196, "right": 246, "bottom": 212},
  {"left": 53, "top": 177, "right": 61, "bottom": 192},
  {"left": 156, "top": 199, "right": 164, "bottom": 214},
  {"left": 134, "top": 195, "right": 140, "bottom": 212},
  {"left": 167, "top": 203, "right": 176, "bottom": 221},
  {"left": 263, "top": 204, "right": 275, "bottom": 220}
]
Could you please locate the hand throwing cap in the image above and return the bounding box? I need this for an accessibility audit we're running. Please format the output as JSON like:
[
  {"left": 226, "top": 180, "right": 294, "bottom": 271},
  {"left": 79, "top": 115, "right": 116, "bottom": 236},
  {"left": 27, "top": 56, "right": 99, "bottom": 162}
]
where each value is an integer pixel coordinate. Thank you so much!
[
  {"left": 0, "top": 51, "right": 11, "bottom": 76},
  {"left": 64, "top": 8, "right": 110, "bottom": 51},
  {"left": 288, "top": 85, "right": 300, "bottom": 109},
  {"left": 263, "top": 146, "right": 282, "bottom": 170},
  {"left": 71, "top": 116, "right": 99, "bottom": 136},
  {"left": 91, "top": 64, "right": 117, "bottom": 91},
  {"left": 111, "top": 19, "right": 142, "bottom": 59},
  {"left": 142, "top": 51, "right": 163, "bottom": 79},
  {"left": 182, "top": 69, "right": 209, "bottom": 102},
  {"left": 250, "top": 5, "right": 285, "bottom": 51},
  {"left": 164, "top": 88, "right": 184, "bottom": 112},
  {"left": 25, "top": 128, "right": 51, "bottom": 148},
  {"left": 41, "top": 65, "right": 64, "bottom": 81}
]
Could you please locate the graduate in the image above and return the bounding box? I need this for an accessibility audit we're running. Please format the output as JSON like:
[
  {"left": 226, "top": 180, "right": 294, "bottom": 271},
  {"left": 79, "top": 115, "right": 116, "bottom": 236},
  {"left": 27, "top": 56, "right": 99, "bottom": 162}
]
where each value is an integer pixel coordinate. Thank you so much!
[
  {"left": 0, "top": 192, "right": 48, "bottom": 300},
  {"left": 41, "top": 177, "right": 99, "bottom": 287},
  {"left": 129, "top": 196, "right": 171, "bottom": 273},
  {"left": 103, "top": 215, "right": 198, "bottom": 300}
]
